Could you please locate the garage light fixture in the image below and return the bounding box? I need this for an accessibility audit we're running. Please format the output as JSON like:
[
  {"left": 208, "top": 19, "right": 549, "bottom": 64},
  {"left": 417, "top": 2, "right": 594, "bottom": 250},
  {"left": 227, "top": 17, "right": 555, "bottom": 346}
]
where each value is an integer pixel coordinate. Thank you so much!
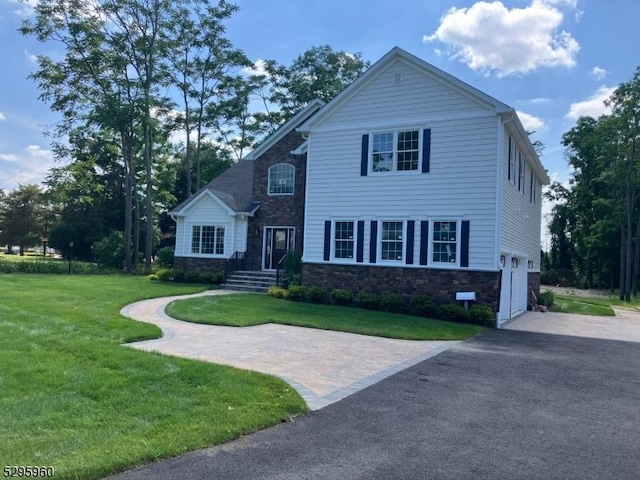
[{"left": 511, "top": 258, "right": 519, "bottom": 268}]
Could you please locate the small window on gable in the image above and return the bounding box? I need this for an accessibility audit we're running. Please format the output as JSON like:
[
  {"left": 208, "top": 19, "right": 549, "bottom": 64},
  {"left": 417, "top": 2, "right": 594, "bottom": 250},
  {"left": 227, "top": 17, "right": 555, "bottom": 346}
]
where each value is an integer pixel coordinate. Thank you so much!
[{"left": 268, "top": 163, "right": 295, "bottom": 195}]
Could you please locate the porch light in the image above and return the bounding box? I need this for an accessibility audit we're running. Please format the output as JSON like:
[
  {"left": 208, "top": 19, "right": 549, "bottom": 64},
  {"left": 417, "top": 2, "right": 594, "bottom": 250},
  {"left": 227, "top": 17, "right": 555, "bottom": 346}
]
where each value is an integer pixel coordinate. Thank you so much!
[
  {"left": 511, "top": 258, "right": 519, "bottom": 268},
  {"left": 500, "top": 255, "right": 506, "bottom": 268},
  {"left": 528, "top": 260, "right": 534, "bottom": 269}
]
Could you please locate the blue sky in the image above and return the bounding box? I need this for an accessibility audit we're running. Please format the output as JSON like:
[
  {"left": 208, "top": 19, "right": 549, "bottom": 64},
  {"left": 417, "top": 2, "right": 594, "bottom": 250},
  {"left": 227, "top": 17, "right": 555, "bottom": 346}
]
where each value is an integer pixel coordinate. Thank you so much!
[{"left": 0, "top": 0, "right": 638, "bottom": 243}]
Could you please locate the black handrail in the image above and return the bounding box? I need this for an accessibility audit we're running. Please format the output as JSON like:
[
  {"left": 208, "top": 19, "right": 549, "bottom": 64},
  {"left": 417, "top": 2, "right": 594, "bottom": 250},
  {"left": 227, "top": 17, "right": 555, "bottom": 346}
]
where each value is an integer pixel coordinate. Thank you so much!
[
  {"left": 225, "top": 251, "right": 246, "bottom": 280},
  {"left": 275, "top": 251, "right": 289, "bottom": 286}
]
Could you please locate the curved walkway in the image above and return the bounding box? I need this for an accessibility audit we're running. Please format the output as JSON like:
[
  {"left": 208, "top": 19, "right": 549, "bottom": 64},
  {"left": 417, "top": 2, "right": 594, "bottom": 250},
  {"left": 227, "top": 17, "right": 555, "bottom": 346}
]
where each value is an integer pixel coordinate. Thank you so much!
[{"left": 120, "top": 290, "right": 457, "bottom": 410}]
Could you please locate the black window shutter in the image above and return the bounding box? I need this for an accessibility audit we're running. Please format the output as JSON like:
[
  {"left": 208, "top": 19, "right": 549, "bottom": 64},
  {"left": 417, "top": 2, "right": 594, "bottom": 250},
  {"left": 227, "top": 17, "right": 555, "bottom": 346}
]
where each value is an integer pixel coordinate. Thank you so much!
[
  {"left": 422, "top": 129, "right": 431, "bottom": 173},
  {"left": 323, "top": 221, "right": 332, "bottom": 261},
  {"left": 406, "top": 221, "right": 415, "bottom": 265},
  {"left": 419, "top": 221, "right": 429, "bottom": 265},
  {"left": 369, "top": 221, "right": 378, "bottom": 264},
  {"left": 356, "top": 221, "right": 365, "bottom": 263},
  {"left": 460, "top": 221, "right": 470, "bottom": 268},
  {"left": 508, "top": 136, "right": 512, "bottom": 180},
  {"left": 361, "top": 134, "right": 369, "bottom": 176}
]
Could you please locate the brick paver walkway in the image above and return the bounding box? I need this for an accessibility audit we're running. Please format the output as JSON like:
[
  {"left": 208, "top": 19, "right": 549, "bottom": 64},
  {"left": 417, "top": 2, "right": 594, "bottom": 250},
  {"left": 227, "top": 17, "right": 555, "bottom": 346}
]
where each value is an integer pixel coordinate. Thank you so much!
[{"left": 120, "top": 290, "right": 457, "bottom": 410}]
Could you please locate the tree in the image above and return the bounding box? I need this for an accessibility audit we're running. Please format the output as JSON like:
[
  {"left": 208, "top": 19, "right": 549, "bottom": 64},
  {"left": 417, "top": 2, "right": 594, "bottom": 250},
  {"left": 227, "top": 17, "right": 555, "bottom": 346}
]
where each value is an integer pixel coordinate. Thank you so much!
[{"left": 0, "top": 185, "right": 44, "bottom": 255}]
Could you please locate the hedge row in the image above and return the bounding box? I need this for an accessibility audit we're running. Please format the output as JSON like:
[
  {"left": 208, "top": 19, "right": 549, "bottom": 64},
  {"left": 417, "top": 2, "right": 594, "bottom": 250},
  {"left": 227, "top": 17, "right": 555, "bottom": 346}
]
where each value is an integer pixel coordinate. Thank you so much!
[
  {"left": 149, "top": 268, "right": 225, "bottom": 285},
  {"left": 267, "top": 285, "right": 494, "bottom": 327},
  {"left": 0, "top": 258, "right": 108, "bottom": 275}
]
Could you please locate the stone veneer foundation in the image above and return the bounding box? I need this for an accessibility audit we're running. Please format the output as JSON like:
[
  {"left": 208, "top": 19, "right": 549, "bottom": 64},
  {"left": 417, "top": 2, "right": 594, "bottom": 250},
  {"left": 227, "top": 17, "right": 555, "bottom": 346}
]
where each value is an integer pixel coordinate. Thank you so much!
[
  {"left": 174, "top": 256, "right": 226, "bottom": 273},
  {"left": 302, "top": 263, "right": 502, "bottom": 312}
]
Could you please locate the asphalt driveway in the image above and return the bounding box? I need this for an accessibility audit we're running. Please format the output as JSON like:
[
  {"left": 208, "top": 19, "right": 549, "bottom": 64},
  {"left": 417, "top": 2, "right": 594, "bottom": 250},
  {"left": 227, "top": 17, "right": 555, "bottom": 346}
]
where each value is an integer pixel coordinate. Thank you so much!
[{"left": 105, "top": 329, "right": 640, "bottom": 480}]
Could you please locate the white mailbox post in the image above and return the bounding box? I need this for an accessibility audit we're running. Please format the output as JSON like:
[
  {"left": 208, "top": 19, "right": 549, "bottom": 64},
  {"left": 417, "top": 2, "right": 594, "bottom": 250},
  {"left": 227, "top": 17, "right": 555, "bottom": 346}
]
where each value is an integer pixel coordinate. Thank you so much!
[{"left": 456, "top": 291, "right": 476, "bottom": 311}]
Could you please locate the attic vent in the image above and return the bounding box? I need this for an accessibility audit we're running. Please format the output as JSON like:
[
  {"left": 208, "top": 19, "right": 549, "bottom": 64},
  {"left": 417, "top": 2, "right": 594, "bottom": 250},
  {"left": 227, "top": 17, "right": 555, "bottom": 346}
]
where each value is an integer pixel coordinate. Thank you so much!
[{"left": 393, "top": 72, "right": 402, "bottom": 85}]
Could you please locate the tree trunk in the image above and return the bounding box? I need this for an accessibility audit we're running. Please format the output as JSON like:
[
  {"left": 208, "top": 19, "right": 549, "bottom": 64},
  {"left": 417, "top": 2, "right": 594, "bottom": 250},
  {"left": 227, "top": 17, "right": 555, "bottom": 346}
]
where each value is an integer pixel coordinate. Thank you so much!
[
  {"left": 633, "top": 216, "right": 640, "bottom": 295},
  {"left": 144, "top": 115, "right": 154, "bottom": 275},
  {"left": 620, "top": 226, "right": 626, "bottom": 300},
  {"left": 134, "top": 190, "right": 140, "bottom": 269},
  {"left": 122, "top": 131, "right": 134, "bottom": 273}
]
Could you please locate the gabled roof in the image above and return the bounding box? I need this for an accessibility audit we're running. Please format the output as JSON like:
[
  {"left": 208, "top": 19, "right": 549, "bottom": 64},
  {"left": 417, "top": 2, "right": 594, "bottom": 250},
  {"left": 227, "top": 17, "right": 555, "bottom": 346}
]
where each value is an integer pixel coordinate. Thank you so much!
[
  {"left": 244, "top": 98, "right": 325, "bottom": 160},
  {"left": 298, "top": 47, "right": 511, "bottom": 133},
  {"left": 170, "top": 159, "right": 259, "bottom": 216}
]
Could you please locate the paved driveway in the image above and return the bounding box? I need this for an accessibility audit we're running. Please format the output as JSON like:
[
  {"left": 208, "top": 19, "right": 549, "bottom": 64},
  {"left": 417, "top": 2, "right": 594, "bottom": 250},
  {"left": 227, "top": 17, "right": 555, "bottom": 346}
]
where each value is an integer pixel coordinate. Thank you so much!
[
  {"left": 505, "top": 308, "right": 640, "bottom": 342},
  {"left": 105, "top": 329, "right": 640, "bottom": 480},
  {"left": 121, "top": 290, "right": 457, "bottom": 410}
]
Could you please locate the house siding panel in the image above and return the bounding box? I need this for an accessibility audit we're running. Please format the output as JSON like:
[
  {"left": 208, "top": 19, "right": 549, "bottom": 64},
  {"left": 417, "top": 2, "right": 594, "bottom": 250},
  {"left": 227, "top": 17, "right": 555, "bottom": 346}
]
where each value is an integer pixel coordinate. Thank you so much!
[
  {"left": 173, "top": 196, "right": 233, "bottom": 258},
  {"left": 304, "top": 115, "right": 499, "bottom": 271}
]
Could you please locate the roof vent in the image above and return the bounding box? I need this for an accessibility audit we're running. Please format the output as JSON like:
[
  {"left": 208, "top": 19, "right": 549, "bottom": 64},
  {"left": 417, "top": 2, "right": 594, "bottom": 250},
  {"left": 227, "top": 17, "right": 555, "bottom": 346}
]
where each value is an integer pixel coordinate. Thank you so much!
[{"left": 393, "top": 72, "right": 402, "bottom": 85}]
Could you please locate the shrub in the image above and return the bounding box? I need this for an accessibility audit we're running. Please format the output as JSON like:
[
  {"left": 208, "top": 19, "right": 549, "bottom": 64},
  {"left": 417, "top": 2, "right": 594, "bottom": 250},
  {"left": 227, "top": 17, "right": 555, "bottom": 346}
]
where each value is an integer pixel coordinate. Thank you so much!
[
  {"left": 92, "top": 231, "right": 124, "bottom": 269},
  {"left": 148, "top": 273, "right": 160, "bottom": 281},
  {"left": 538, "top": 290, "right": 555, "bottom": 307},
  {"left": 468, "top": 304, "right": 494, "bottom": 327},
  {"left": 331, "top": 288, "right": 353, "bottom": 306},
  {"left": 437, "top": 303, "right": 470, "bottom": 322},
  {"left": 381, "top": 293, "right": 405, "bottom": 313},
  {"left": 287, "top": 285, "right": 308, "bottom": 301},
  {"left": 199, "top": 271, "right": 224, "bottom": 284},
  {"left": 540, "top": 268, "right": 576, "bottom": 287},
  {"left": 409, "top": 295, "right": 436, "bottom": 317},
  {"left": 185, "top": 271, "right": 202, "bottom": 283},
  {"left": 172, "top": 269, "right": 186, "bottom": 283},
  {"left": 267, "top": 286, "right": 288, "bottom": 298},
  {"left": 307, "top": 285, "right": 329, "bottom": 304},
  {"left": 357, "top": 291, "right": 382, "bottom": 310},
  {"left": 156, "top": 246, "right": 175, "bottom": 268},
  {"left": 156, "top": 268, "right": 173, "bottom": 282}
]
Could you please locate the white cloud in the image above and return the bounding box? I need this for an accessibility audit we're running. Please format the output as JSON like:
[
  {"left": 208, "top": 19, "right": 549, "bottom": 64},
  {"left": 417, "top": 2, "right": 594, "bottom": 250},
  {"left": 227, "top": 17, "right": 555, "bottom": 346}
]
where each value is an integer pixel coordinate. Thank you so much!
[
  {"left": 424, "top": 0, "right": 580, "bottom": 77},
  {"left": 591, "top": 66, "right": 608, "bottom": 80},
  {"left": 9, "top": 0, "right": 37, "bottom": 17},
  {"left": 24, "top": 50, "right": 38, "bottom": 64},
  {"left": 0, "top": 112, "right": 6, "bottom": 121},
  {"left": 566, "top": 85, "right": 615, "bottom": 120},
  {"left": 517, "top": 111, "right": 547, "bottom": 132},
  {"left": 242, "top": 59, "right": 270, "bottom": 78},
  {"left": 0, "top": 144, "right": 55, "bottom": 191}
]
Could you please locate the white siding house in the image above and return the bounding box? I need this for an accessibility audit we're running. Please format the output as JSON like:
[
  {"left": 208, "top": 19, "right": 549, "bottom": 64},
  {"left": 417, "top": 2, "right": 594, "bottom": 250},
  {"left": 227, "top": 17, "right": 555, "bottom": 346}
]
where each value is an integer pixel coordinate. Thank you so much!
[{"left": 299, "top": 47, "right": 549, "bottom": 325}]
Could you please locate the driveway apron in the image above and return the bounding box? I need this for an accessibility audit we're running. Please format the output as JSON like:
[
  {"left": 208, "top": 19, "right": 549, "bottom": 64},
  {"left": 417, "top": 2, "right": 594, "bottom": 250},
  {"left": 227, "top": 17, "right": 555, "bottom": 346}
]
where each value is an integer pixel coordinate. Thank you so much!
[{"left": 120, "top": 290, "right": 457, "bottom": 410}]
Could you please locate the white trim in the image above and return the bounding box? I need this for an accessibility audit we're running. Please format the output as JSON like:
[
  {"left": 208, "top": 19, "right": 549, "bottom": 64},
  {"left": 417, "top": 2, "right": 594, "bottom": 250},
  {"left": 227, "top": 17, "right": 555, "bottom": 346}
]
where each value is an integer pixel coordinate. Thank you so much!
[
  {"left": 368, "top": 128, "right": 422, "bottom": 175},
  {"left": 302, "top": 260, "right": 499, "bottom": 273},
  {"left": 331, "top": 219, "right": 358, "bottom": 262},
  {"left": 428, "top": 219, "right": 462, "bottom": 268},
  {"left": 302, "top": 138, "right": 312, "bottom": 264},
  {"left": 495, "top": 117, "right": 504, "bottom": 270},
  {"left": 267, "top": 163, "right": 295, "bottom": 196},
  {"left": 188, "top": 222, "right": 228, "bottom": 258},
  {"left": 378, "top": 219, "right": 407, "bottom": 264},
  {"left": 245, "top": 99, "right": 324, "bottom": 160},
  {"left": 173, "top": 189, "right": 236, "bottom": 216},
  {"left": 262, "top": 226, "right": 296, "bottom": 270}
]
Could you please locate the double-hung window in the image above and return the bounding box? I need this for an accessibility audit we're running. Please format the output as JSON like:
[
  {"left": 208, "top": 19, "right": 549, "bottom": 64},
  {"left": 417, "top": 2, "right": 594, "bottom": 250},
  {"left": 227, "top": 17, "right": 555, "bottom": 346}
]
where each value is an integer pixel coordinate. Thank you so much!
[
  {"left": 372, "top": 129, "right": 420, "bottom": 173},
  {"left": 432, "top": 221, "right": 457, "bottom": 264},
  {"left": 334, "top": 221, "right": 355, "bottom": 259},
  {"left": 191, "top": 225, "right": 225, "bottom": 255},
  {"left": 518, "top": 154, "right": 525, "bottom": 193},
  {"left": 381, "top": 221, "right": 404, "bottom": 261}
]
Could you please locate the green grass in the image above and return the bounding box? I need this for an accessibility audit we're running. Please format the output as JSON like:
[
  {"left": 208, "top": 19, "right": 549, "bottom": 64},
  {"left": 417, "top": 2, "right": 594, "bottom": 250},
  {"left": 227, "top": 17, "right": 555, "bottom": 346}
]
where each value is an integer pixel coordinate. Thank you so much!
[
  {"left": 0, "top": 274, "right": 306, "bottom": 480},
  {"left": 552, "top": 295, "right": 616, "bottom": 316},
  {"left": 166, "top": 294, "right": 486, "bottom": 340}
]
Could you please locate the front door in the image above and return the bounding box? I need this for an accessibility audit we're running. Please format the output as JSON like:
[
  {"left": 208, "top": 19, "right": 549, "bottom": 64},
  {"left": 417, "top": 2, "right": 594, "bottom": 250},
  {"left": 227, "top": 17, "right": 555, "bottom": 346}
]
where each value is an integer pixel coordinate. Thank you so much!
[{"left": 264, "top": 227, "right": 295, "bottom": 270}]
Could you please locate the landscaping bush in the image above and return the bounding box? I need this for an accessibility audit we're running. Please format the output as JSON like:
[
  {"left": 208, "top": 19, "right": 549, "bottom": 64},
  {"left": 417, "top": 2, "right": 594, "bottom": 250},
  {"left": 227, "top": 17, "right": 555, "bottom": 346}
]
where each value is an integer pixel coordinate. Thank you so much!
[
  {"left": 267, "top": 286, "right": 288, "bottom": 298},
  {"left": 357, "top": 291, "right": 382, "bottom": 310},
  {"left": 468, "top": 304, "right": 494, "bottom": 327},
  {"left": 156, "top": 268, "right": 173, "bottom": 282},
  {"left": 148, "top": 273, "right": 160, "bottom": 281},
  {"left": 307, "top": 285, "right": 329, "bottom": 304},
  {"left": 331, "top": 288, "right": 353, "bottom": 306},
  {"left": 409, "top": 294, "right": 436, "bottom": 317},
  {"left": 538, "top": 290, "right": 555, "bottom": 307},
  {"left": 156, "top": 246, "right": 175, "bottom": 268},
  {"left": 199, "top": 271, "right": 224, "bottom": 284},
  {"left": 287, "top": 285, "right": 308, "bottom": 301},
  {"left": 437, "top": 303, "right": 470, "bottom": 322},
  {"left": 0, "top": 258, "right": 105, "bottom": 275},
  {"left": 185, "top": 271, "right": 201, "bottom": 283},
  {"left": 172, "top": 269, "right": 186, "bottom": 283},
  {"left": 381, "top": 293, "right": 405, "bottom": 313}
]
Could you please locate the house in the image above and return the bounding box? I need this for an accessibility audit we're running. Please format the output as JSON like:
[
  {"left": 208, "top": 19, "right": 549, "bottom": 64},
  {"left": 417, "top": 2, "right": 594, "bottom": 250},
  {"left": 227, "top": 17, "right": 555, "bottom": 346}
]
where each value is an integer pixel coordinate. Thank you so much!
[{"left": 171, "top": 47, "right": 549, "bottom": 326}]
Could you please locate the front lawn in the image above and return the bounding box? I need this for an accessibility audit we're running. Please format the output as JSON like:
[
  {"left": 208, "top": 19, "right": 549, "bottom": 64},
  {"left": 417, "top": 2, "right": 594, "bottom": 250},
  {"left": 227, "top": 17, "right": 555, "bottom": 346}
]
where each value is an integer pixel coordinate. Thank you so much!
[
  {"left": 165, "top": 294, "right": 486, "bottom": 340},
  {"left": 0, "top": 275, "right": 306, "bottom": 480},
  {"left": 552, "top": 295, "right": 616, "bottom": 316}
]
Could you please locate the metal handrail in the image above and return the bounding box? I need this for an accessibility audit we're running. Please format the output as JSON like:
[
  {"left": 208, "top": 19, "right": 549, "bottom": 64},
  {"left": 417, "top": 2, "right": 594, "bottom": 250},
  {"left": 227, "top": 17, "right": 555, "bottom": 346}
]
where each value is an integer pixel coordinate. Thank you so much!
[
  {"left": 275, "top": 251, "right": 289, "bottom": 286},
  {"left": 225, "top": 251, "right": 246, "bottom": 280}
]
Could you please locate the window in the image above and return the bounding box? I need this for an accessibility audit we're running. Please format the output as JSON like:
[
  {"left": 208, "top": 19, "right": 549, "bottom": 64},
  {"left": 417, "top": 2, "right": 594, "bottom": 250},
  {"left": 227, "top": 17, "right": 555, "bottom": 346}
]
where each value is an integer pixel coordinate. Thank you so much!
[
  {"left": 268, "top": 163, "right": 295, "bottom": 195},
  {"left": 432, "top": 221, "right": 457, "bottom": 264},
  {"left": 530, "top": 174, "right": 537, "bottom": 204},
  {"left": 518, "top": 154, "right": 525, "bottom": 193},
  {"left": 381, "top": 221, "right": 404, "bottom": 261},
  {"left": 334, "top": 221, "right": 355, "bottom": 259},
  {"left": 191, "top": 225, "right": 225, "bottom": 255},
  {"left": 372, "top": 130, "right": 420, "bottom": 173}
]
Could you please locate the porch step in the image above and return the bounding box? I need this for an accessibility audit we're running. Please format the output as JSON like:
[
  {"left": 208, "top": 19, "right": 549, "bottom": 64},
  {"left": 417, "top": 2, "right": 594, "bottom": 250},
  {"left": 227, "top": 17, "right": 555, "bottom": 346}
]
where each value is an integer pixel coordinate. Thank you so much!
[{"left": 223, "top": 270, "right": 277, "bottom": 294}]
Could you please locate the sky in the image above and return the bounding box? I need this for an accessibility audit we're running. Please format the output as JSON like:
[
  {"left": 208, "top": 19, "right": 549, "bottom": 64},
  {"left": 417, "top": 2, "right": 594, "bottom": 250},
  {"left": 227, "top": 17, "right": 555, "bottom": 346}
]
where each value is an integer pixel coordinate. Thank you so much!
[{"left": 0, "top": 0, "right": 638, "bottom": 246}]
